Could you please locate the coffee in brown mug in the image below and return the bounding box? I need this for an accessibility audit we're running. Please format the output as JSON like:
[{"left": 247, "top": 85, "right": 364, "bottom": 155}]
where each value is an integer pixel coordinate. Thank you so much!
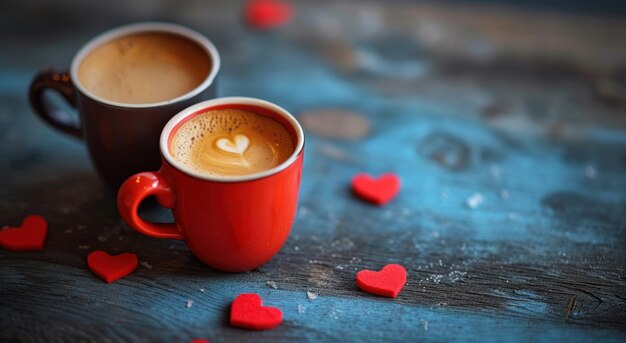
[
  {"left": 29, "top": 22, "right": 220, "bottom": 187},
  {"left": 170, "top": 108, "right": 294, "bottom": 177},
  {"left": 78, "top": 32, "right": 211, "bottom": 104}
]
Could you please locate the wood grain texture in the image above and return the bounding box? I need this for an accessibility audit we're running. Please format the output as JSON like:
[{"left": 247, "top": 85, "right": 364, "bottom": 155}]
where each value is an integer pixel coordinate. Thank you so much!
[{"left": 1, "top": 0, "right": 625, "bottom": 342}]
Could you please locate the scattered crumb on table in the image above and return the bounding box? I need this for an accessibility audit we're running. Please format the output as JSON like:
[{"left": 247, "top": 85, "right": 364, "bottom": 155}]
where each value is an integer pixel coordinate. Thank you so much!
[
  {"left": 585, "top": 165, "right": 597, "bottom": 179},
  {"left": 466, "top": 193, "right": 484, "bottom": 209}
]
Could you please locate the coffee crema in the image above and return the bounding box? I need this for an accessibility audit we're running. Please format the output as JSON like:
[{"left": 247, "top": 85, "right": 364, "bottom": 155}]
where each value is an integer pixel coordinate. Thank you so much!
[
  {"left": 171, "top": 109, "right": 294, "bottom": 177},
  {"left": 78, "top": 32, "right": 210, "bottom": 104}
]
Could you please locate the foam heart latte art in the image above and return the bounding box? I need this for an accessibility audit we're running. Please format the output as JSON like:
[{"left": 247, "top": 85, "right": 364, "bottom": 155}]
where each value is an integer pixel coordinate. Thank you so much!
[
  {"left": 171, "top": 108, "right": 294, "bottom": 176},
  {"left": 216, "top": 134, "right": 250, "bottom": 155}
]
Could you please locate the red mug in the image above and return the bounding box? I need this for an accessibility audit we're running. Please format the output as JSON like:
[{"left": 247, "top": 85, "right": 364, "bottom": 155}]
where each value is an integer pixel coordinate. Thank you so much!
[{"left": 117, "top": 97, "right": 304, "bottom": 272}]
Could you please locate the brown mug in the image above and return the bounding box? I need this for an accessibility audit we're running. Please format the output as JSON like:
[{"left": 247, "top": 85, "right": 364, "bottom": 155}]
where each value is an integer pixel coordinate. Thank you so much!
[{"left": 29, "top": 22, "right": 220, "bottom": 187}]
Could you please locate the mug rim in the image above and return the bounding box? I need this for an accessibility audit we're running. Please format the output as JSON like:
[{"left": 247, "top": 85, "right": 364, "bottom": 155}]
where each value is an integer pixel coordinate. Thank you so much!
[
  {"left": 160, "top": 97, "right": 305, "bottom": 183},
  {"left": 69, "top": 22, "right": 221, "bottom": 109}
]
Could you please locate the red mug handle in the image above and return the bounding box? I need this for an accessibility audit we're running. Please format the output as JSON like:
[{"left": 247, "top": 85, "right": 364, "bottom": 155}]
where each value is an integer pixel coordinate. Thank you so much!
[
  {"left": 117, "top": 171, "right": 184, "bottom": 240},
  {"left": 28, "top": 69, "right": 82, "bottom": 139}
]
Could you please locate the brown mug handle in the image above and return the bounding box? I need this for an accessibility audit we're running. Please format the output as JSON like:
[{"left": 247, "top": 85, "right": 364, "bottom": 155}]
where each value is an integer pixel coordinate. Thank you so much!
[{"left": 29, "top": 69, "right": 82, "bottom": 139}]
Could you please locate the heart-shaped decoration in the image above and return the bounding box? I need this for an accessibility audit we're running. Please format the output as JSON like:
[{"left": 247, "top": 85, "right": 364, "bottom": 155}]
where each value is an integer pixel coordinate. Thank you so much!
[
  {"left": 352, "top": 173, "right": 401, "bottom": 206},
  {"left": 216, "top": 134, "right": 250, "bottom": 155},
  {"left": 244, "top": 0, "right": 294, "bottom": 30},
  {"left": 356, "top": 264, "right": 407, "bottom": 298},
  {"left": 0, "top": 215, "right": 47, "bottom": 251},
  {"left": 87, "top": 250, "right": 138, "bottom": 283},
  {"left": 230, "top": 293, "right": 283, "bottom": 330}
]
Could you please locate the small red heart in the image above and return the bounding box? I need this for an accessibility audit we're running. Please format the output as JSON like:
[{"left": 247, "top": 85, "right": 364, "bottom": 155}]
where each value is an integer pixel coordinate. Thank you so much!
[
  {"left": 356, "top": 264, "right": 407, "bottom": 298},
  {"left": 87, "top": 250, "right": 138, "bottom": 283},
  {"left": 0, "top": 215, "right": 47, "bottom": 251},
  {"left": 230, "top": 293, "right": 283, "bottom": 330},
  {"left": 191, "top": 340, "right": 210, "bottom": 343},
  {"left": 244, "top": 0, "right": 294, "bottom": 30},
  {"left": 352, "top": 173, "right": 401, "bottom": 206}
]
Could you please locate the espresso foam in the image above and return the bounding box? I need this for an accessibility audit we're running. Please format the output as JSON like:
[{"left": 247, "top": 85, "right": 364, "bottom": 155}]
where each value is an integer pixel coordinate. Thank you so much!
[
  {"left": 171, "top": 109, "right": 294, "bottom": 177},
  {"left": 78, "top": 32, "right": 210, "bottom": 104}
]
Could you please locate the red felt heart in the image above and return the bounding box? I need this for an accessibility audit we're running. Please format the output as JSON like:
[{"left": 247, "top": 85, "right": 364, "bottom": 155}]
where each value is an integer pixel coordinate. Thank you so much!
[
  {"left": 352, "top": 173, "right": 401, "bottom": 206},
  {"left": 230, "top": 293, "right": 283, "bottom": 330},
  {"left": 87, "top": 250, "right": 138, "bottom": 283},
  {"left": 0, "top": 215, "right": 47, "bottom": 251},
  {"left": 356, "top": 264, "right": 407, "bottom": 298},
  {"left": 244, "top": 0, "right": 294, "bottom": 30}
]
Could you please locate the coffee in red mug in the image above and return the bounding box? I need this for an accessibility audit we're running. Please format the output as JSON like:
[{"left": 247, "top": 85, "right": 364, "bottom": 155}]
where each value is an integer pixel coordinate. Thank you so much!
[{"left": 117, "top": 97, "right": 304, "bottom": 272}]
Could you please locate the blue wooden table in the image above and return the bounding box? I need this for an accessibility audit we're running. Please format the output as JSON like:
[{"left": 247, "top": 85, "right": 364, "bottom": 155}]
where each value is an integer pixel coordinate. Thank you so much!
[{"left": 1, "top": 1, "right": 625, "bottom": 342}]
